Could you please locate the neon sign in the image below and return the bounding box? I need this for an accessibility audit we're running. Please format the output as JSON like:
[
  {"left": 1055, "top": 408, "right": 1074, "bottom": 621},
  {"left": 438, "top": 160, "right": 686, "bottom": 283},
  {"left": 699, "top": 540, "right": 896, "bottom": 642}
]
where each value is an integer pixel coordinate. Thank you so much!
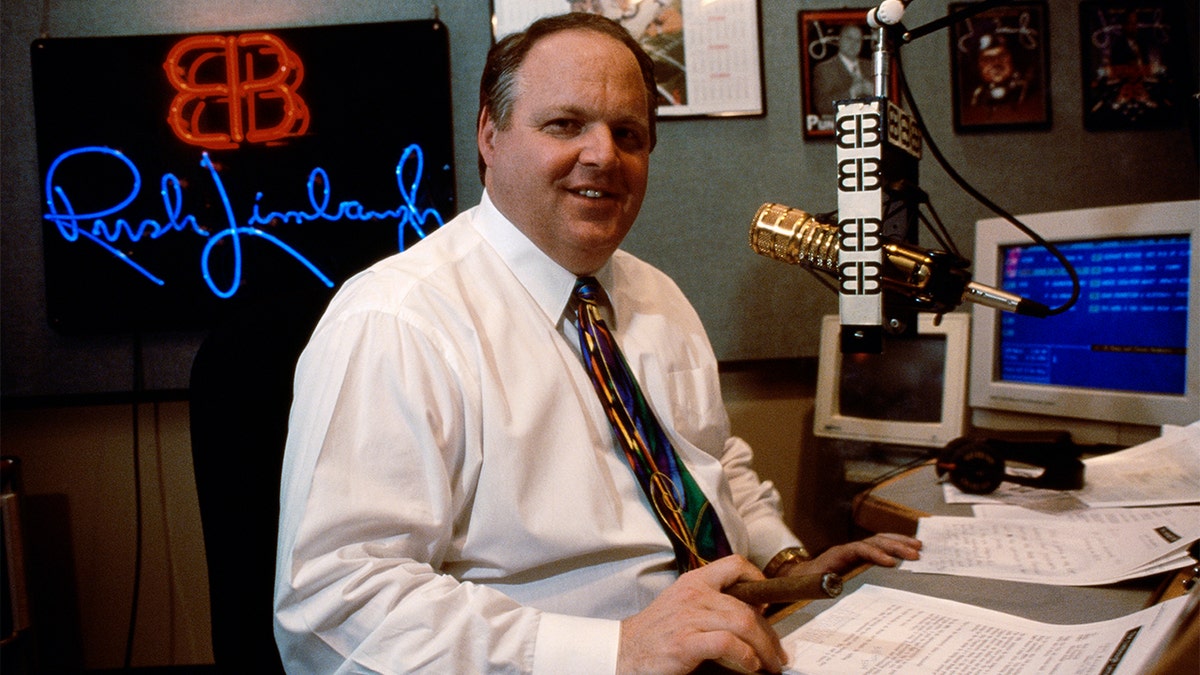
[
  {"left": 42, "top": 143, "right": 442, "bottom": 298},
  {"left": 32, "top": 20, "right": 454, "bottom": 333},
  {"left": 163, "top": 33, "right": 310, "bottom": 150}
]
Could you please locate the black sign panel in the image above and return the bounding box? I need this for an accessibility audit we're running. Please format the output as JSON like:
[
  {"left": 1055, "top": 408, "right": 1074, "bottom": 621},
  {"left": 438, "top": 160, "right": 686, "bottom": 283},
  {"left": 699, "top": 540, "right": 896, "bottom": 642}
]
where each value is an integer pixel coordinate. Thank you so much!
[{"left": 31, "top": 20, "right": 455, "bottom": 333}]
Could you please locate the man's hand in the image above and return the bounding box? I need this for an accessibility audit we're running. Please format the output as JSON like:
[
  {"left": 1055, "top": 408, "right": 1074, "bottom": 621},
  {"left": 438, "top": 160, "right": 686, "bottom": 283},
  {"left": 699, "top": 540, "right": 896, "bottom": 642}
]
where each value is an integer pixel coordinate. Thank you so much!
[
  {"left": 617, "top": 555, "right": 789, "bottom": 675},
  {"left": 777, "top": 533, "right": 923, "bottom": 578}
]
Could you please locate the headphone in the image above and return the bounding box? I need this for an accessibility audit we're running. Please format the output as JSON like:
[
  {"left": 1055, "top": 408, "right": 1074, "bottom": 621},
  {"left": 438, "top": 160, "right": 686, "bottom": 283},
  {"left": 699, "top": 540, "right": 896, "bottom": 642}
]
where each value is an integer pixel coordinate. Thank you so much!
[{"left": 936, "top": 429, "right": 1086, "bottom": 494}]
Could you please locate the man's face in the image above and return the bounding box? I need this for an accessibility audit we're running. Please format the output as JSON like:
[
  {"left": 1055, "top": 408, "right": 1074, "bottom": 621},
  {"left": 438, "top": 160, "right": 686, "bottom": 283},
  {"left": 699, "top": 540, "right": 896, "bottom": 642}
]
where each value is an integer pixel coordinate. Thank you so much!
[
  {"left": 839, "top": 26, "right": 863, "bottom": 58},
  {"left": 478, "top": 29, "right": 651, "bottom": 275},
  {"left": 978, "top": 46, "right": 1014, "bottom": 84}
]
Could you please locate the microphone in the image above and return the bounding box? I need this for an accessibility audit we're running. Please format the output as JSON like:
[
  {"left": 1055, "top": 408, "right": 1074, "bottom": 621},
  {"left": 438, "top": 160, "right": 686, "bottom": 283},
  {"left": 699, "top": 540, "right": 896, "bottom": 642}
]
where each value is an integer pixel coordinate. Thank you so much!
[{"left": 749, "top": 202, "right": 1050, "bottom": 318}]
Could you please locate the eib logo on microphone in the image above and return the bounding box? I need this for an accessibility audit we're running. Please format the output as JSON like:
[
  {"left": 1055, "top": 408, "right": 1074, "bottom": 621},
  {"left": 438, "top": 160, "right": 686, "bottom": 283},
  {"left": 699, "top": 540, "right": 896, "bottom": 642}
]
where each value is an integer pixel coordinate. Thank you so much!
[
  {"left": 834, "top": 105, "right": 883, "bottom": 149},
  {"left": 163, "top": 33, "right": 310, "bottom": 150}
]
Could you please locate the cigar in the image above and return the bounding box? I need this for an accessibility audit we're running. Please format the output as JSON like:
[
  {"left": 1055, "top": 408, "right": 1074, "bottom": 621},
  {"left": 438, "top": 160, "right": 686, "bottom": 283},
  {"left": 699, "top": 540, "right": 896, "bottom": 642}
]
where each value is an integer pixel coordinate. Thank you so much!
[{"left": 724, "top": 572, "right": 843, "bottom": 604}]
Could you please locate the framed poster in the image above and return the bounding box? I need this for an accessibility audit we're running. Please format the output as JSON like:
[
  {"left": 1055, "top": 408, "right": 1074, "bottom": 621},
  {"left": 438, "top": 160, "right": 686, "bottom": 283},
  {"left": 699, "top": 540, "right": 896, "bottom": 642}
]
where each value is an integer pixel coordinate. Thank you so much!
[
  {"left": 1079, "top": 1, "right": 1190, "bottom": 130},
  {"left": 799, "top": 9, "right": 899, "bottom": 139},
  {"left": 949, "top": 1, "right": 1051, "bottom": 132},
  {"left": 491, "top": 0, "right": 764, "bottom": 118}
]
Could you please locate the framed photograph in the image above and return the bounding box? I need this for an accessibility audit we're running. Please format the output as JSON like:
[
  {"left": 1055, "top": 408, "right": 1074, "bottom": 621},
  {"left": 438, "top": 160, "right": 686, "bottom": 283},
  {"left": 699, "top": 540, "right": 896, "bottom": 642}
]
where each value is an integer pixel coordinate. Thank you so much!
[
  {"left": 949, "top": 1, "right": 1051, "bottom": 132},
  {"left": 491, "top": 0, "right": 764, "bottom": 119},
  {"left": 799, "top": 9, "right": 899, "bottom": 139},
  {"left": 1079, "top": 1, "right": 1189, "bottom": 131}
]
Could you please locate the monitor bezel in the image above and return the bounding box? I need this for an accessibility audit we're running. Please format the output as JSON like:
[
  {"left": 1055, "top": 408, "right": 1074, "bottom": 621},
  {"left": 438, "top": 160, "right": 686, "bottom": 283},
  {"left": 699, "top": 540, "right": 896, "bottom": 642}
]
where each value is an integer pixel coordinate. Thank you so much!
[
  {"left": 969, "top": 200, "right": 1200, "bottom": 443},
  {"left": 813, "top": 312, "right": 971, "bottom": 448}
]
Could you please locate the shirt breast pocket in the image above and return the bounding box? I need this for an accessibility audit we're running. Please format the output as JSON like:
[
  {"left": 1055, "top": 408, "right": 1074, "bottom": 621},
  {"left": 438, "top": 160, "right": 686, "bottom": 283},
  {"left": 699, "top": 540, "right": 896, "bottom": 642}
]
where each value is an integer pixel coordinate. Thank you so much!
[{"left": 645, "top": 360, "right": 726, "bottom": 455}]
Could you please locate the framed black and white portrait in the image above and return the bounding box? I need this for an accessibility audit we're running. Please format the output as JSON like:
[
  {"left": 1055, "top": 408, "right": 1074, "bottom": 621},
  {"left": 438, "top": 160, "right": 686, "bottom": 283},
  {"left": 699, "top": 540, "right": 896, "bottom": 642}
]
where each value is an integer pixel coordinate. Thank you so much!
[{"left": 799, "top": 9, "right": 899, "bottom": 139}]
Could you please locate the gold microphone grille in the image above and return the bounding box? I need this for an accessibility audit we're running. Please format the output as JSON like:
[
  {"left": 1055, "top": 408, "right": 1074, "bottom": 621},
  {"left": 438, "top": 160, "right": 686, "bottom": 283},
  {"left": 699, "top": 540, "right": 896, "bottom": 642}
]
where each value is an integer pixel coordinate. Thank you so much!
[{"left": 749, "top": 203, "right": 838, "bottom": 271}]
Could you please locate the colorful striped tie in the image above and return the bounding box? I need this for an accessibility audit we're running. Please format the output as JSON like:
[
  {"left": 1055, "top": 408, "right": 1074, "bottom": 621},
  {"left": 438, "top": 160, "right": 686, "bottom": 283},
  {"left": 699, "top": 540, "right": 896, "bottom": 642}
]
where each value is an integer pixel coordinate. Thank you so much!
[{"left": 574, "top": 277, "right": 731, "bottom": 573}]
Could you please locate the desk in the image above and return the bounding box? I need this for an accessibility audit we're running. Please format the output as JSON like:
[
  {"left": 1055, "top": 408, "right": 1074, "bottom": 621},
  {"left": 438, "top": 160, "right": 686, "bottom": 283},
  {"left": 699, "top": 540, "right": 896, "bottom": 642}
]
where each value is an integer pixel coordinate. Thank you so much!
[{"left": 763, "top": 462, "right": 1198, "bottom": 674}]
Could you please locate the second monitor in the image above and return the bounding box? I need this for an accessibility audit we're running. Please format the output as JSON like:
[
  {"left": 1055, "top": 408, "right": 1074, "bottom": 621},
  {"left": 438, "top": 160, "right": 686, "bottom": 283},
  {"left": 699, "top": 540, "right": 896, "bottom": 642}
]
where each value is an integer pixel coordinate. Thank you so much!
[{"left": 813, "top": 312, "right": 971, "bottom": 449}]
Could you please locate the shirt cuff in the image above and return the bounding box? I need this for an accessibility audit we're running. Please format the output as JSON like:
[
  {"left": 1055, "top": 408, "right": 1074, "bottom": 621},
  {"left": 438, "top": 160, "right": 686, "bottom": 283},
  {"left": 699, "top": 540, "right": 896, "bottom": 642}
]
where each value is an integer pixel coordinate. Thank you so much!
[
  {"left": 533, "top": 612, "right": 621, "bottom": 675},
  {"left": 744, "top": 519, "right": 804, "bottom": 570}
]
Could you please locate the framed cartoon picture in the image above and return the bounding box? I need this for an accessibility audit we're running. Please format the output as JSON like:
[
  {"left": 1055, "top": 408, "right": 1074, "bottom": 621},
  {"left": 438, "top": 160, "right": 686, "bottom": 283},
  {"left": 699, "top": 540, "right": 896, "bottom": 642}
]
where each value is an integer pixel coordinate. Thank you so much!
[
  {"left": 799, "top": 9, "right": 899, "bottom": 139},
  {"left": 1079, "top": 1, "right": 1189, "bottom": 131},
  {"left": 949, "top": 1, "right": 1051, "bottom": 132}
]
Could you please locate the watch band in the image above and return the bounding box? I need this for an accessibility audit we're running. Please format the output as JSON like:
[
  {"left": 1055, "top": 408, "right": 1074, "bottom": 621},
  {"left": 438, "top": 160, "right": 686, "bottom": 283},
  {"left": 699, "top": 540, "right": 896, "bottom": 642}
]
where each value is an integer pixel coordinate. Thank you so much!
[{"left": 763, "top": 545, "right": 812, "bottom": 578}]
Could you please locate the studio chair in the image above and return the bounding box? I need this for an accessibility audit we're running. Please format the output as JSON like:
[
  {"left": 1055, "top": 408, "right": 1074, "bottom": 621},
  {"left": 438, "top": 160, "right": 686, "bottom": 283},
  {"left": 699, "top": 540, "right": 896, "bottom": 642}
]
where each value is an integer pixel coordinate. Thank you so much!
[{"left": 189, "top": 286, "right": 329, "bottom": 675}]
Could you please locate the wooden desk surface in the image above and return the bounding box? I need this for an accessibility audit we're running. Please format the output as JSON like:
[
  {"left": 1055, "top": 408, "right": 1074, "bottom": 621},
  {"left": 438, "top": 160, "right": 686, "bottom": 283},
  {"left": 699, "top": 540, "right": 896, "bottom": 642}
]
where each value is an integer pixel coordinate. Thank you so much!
[{"left": 851, "top": 461, "right": 965, "bottom": 536}]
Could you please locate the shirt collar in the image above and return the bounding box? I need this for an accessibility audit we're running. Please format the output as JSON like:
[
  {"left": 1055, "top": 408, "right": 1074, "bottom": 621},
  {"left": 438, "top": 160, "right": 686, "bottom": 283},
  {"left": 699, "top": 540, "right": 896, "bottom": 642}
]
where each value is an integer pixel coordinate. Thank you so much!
[{"left": 474, "top": 189, "right": 615, "bottom": 324}]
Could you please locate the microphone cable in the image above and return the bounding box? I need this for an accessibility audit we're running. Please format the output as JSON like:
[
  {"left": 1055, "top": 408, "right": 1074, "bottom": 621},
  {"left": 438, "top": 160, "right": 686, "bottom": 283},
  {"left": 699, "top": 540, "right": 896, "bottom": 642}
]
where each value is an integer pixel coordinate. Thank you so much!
[
  {"left": 917, "top": 195, "right": 959, "bottom": 257},
  {"left": 892, "top": 40, "right": 1081, "bottom": 316}
]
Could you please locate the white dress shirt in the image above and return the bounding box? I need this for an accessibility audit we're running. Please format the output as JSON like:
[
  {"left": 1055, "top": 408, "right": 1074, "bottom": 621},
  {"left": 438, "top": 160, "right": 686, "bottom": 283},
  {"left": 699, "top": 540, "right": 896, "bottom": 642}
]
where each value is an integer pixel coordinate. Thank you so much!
[{"left": 274, "top": 191, "right": 801, "bottom": 673}]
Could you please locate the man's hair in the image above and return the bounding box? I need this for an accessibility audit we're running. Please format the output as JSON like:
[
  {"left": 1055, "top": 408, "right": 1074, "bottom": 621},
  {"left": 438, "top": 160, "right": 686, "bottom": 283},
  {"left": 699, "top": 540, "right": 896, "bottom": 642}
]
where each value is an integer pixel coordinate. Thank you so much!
[{"left": 477, "top": 12, "right": 658, "bottom": 185}]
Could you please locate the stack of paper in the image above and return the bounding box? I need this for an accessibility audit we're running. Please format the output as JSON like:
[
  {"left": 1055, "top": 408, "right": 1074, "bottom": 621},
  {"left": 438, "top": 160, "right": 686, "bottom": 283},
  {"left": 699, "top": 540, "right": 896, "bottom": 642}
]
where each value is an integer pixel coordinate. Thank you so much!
[
  {"left": 899, "top": 506, "right": 1200, "bottom": 585},
  {"left": 1078, "top": 424, "right": 1200, "bottom": 507}
]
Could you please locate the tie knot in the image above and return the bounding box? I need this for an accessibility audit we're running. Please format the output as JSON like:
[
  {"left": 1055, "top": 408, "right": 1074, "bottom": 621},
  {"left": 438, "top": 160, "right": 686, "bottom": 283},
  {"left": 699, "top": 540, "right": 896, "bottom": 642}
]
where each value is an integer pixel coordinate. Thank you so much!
[{"left": 574, "top": 277, "right": 603, "bottom": 305}]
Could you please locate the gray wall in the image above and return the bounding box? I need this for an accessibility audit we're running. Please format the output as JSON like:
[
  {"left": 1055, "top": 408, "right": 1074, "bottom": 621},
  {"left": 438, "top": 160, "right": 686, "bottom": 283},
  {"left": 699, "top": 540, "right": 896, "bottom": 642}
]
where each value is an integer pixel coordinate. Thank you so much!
[{"left": 3, "top": 0, "right": 1197, "bottom": 398}]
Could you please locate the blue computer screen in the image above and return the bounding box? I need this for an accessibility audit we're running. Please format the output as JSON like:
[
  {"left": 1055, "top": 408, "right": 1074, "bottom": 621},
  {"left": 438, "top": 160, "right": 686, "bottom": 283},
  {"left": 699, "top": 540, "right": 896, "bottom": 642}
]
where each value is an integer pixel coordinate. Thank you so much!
[{"left": 997, "top": 234, "right": 1190, "bottom": 395}]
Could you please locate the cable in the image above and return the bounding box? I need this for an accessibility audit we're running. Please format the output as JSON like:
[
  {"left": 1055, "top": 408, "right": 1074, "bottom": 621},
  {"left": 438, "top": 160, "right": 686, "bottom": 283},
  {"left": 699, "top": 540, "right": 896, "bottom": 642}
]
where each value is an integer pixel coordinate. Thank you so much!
[
  {"left": 892, "top": 40, "right": 1081, "bottom": 316},
  {"left": 151, "top": 400, "right": 178, "bottom": 660},
  {"left": 805, "top": 267, "right": 841, "bottom": 296},
  {"left": 124, "top": 331, "right": 145, "bottom": 668},
  {"left": 920, "top": 199, "right": 959, "bottom": 257}
]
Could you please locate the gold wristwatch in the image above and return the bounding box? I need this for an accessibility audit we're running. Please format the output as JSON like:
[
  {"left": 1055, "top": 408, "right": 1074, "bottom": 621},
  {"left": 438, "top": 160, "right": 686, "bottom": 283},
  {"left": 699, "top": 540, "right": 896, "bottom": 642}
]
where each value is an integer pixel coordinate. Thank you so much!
[{"left": 763, "top": 545, "right": 812, "bottom": 578}]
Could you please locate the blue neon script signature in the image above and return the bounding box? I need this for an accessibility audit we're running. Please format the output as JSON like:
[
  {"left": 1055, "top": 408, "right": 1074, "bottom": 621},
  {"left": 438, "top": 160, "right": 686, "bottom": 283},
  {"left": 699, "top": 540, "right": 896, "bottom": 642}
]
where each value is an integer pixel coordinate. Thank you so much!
[{"left": 42, "top": 144, "right": 443, "bottom": 298}]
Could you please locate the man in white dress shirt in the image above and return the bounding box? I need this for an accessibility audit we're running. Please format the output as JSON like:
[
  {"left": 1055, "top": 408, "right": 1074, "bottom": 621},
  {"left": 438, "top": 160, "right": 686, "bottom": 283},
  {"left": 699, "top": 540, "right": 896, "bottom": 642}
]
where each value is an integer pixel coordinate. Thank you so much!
[{"left": 274, "top": 12, "right": 920, "bottom": 674}]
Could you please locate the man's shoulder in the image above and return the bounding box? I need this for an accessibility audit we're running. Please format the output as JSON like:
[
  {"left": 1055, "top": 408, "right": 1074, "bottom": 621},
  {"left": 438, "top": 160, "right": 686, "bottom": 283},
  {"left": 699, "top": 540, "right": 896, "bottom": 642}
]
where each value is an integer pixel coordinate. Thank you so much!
[{"left": 326, "top": 209, "right": 496, "bottom": 314}]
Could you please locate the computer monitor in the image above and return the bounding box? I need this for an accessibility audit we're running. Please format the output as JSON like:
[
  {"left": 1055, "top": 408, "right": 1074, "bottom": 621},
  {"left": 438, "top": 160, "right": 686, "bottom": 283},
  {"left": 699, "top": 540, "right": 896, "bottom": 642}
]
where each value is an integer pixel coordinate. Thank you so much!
[
  {"left": 813, "top": 312, "right": 971, "bottom": 448},
  {"left": 969, "top": 200, "right": 1200, "bottom": 447}
]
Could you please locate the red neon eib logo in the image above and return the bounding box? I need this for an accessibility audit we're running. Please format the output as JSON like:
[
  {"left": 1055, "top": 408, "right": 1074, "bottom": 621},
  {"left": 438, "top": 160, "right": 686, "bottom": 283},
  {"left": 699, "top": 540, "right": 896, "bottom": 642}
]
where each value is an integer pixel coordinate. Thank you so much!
[{"left": 163, "top": 33, "right": 310, "bottom": 150}]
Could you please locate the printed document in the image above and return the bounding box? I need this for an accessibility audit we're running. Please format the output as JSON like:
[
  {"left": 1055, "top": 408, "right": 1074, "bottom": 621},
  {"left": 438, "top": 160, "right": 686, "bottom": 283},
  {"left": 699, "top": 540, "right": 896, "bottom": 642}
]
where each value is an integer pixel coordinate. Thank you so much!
[{"left": 781, "top": 584, "right": 1195, "bottom": 675}]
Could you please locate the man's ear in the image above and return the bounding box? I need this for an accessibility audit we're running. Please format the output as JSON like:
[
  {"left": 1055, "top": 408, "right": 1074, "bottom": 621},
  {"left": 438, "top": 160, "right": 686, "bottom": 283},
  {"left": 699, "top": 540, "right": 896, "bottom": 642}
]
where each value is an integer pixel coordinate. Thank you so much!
[{"left": 477, "top": 107, "right": 496, "bottom": 169}]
